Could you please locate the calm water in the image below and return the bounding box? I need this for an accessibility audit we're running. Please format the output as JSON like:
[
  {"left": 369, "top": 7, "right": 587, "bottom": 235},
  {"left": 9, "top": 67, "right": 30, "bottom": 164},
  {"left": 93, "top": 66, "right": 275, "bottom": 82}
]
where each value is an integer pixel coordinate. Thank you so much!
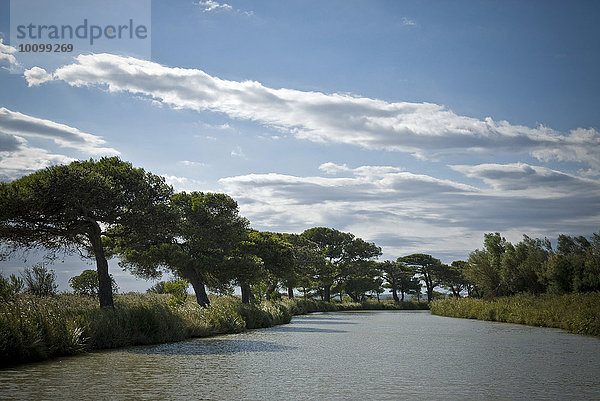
[{"left": 1, "top": 311, "right": 599, "bottom": 400}]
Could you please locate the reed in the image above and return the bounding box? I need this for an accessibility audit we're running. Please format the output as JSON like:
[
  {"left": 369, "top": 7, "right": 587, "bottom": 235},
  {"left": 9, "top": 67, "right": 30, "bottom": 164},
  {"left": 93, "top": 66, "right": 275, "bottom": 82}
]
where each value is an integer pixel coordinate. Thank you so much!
[
  {"left": 1, "top": 293, "right": 431, "bottom": 367},
  {"left": 430, "top": 293, "right": 600, "bottom": 336}
]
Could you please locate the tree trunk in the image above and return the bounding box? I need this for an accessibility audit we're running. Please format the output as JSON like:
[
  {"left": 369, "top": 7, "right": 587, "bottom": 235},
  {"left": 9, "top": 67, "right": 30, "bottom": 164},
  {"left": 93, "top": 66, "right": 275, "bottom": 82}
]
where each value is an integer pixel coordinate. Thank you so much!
[
  {"left": 190, "top": 273, "right": 210, "bottom": 307},
  {"left": 182, "top": 264, "right": 210, "bottom": 307},
  {"left": 287, "top": 286, "right": 294, "bottom": 299},
  {"left": 88, "top": 223, "right": 114, "bottom": 309},
  {"left": 392, "top": 286, "right": 399, "bottom": 303},
  {"left": 241, "top": 283, "right": 251, "bottom": 304},
  {"left": 323, "top": 285, "right": 331, "bottom": 302}
]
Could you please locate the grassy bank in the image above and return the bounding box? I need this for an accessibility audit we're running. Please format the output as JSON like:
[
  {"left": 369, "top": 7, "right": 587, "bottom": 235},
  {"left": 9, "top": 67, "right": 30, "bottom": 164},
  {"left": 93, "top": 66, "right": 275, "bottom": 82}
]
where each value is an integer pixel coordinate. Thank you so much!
[
  {"left": 0, "top": 294, "right": 427, "bottom": 367},
  {"left": 430, "top": 293, "right": 600, "bottom": 336}
]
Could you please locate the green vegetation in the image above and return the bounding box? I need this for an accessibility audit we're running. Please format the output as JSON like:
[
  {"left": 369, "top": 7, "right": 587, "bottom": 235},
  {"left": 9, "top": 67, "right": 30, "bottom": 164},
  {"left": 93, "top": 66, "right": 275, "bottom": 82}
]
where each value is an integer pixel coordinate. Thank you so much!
[
  {"left": 69, "top": 269, "right": 118, "bottom": 296},
  {"left": 430, "top": 293, "right": 600, "bottom": 336},
  {"left": 0, "top": 292, "right": 427, "bottom": 367}
]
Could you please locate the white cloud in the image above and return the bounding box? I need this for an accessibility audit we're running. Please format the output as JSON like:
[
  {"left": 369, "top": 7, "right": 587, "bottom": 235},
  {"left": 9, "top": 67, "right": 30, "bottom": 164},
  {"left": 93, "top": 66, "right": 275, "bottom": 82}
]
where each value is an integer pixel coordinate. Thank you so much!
[
  {"left": 23, "top": 67, "right": 53, "bottom": 86},
  {"left": 33, "top": 53, "right": 600, "bottom": 172},
  {"left": 195, "top": 0, "right": 253, "bottom": 16},
  {"left": 0, "top": 107, "right": 119, "bottom": 180},
  {"left": 450, "top": 162, "right": 600, "bottom": 198},
  {"left": 401, "top": 17, "right": 417, "bottom": 26},
  {"left": 0, "top": 141, "right": 75, "bottom": 181},
  {"left": 179, "top": 160, "right": 206, "bottom": 167},
  {"left": 219, "top": 162, "right": 600, "bottom": 260},
  {"left": 0, "top": 107, "right": 119, "bottom": 155},
  {"left": 319, "top": 162, "right": 350, "bottom": 175},
  {"left": 0, "top": 39, "right": 18, "bottom": 67},
  {"left": 196, "top": 0, "right": 232, "bottom": 12},
  {"left": 161, "top": 174, "right": 207, "bottom": 192}
]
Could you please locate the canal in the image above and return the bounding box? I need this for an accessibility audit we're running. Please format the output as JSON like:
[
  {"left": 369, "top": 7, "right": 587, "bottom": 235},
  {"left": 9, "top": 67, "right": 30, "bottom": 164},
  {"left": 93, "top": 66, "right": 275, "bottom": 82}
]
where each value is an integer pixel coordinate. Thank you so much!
[{"left": 1, "top": 310, "right": 599, "bottom": 400}]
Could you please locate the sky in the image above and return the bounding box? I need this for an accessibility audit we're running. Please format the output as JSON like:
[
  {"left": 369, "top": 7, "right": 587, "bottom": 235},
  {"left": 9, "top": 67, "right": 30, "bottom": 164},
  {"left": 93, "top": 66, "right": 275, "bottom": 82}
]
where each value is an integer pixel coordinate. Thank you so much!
[{"left": 0, "top": 0, "right": 599, "bottom": 292}]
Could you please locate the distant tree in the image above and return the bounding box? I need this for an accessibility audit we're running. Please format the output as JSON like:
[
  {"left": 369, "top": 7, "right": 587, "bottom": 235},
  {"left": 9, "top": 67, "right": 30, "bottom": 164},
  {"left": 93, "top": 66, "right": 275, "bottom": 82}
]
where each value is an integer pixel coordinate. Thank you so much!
[
  {"left": 69, "top": 269, "right": 118, "bottom": 296},
  {"left": 399, "top": 254, "right": 447, "bottom": 302},
  {"left": 21, "top": 265, "right": 58, "bottom": 296},
  {"left": 442, "top": 261, "right": 471, "bottom": 297},
  {"left": 380, "top": 260, "right": 420, "bottom": 302},
  {"left": 245, "top": 231, "right": 295, "bottom": 300},
  {"left": 301, "top": 227, "right": 381, "bottom": 301},
  {"left": 280, "top": 233, "right": 323, "bottom": 299},
  {"left": 339, "top": 260, "right": 382, "bottom": 302},
  {"left": 0, "top": 157, "right": 173, "bottom": 308}
]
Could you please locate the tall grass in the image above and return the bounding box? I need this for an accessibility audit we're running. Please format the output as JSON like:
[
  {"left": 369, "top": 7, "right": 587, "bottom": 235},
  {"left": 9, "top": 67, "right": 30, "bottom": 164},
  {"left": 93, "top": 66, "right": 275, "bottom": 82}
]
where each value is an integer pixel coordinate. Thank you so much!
[
  {"left": 430, "top": 293, "right": 600, "bottom": 336},
  {"left": 1, "top": 294, "right": 429, "bottom": 367}
]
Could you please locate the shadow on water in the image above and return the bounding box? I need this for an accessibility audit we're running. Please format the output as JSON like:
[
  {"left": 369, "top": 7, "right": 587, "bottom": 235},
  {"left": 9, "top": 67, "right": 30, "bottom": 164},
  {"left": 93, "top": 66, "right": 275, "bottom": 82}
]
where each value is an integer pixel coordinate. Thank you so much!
[
  {"left": 125, "top": 338, "right": 298, "bottom": 356},
  {"left": 265, "top": 325, "right": 347, "bottom": 334},
  {"left": 293, "top": 317, "right": 358, "bottom": 325}
]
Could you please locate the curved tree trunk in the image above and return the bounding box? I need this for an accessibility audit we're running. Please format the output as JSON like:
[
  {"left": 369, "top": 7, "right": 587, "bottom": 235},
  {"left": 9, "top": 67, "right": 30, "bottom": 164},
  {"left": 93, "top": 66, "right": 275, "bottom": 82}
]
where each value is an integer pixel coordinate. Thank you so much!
[
  {"left": 392, "top": 286, "right": 399, "bottom": 303},
  {"left": 88, "top": 223, "right": 114, "bottom": 309},
  {"left": 183, "top": 265, "right": 210, "bottom": 307},
  {"left": 287, "top": 286, "right": 294, "bottom": 299}
]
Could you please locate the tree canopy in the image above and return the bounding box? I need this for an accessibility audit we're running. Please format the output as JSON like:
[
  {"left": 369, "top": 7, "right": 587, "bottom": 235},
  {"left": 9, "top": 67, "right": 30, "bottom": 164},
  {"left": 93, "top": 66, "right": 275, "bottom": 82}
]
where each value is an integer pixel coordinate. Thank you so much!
[{"left": 0, "top": 157, "right": 173, "bottom": 307}]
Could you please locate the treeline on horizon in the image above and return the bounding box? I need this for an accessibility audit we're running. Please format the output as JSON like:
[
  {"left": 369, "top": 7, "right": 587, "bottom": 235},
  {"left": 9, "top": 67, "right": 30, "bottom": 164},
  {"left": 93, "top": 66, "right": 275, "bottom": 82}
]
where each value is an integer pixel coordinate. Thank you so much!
[{"left": 1, "top": 157, "right": 599, "bottom": 309}]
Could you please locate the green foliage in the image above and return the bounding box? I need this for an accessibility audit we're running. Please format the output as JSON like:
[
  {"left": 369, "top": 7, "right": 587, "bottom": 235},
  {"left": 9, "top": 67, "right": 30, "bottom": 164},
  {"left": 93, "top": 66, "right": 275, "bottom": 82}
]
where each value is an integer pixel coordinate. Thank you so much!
[
  {"left": 430, "top": 293, "right": 600, "bottom": 336},
  {"left": 380, "top": 260, "right": 420, "bottom": 302},
  {"left": 399, "top": 254, "right": 448, "bottom": 302},
  {"left": 22, "top": 265, "right": 58, "bottom": 297},
  {"left": 466, "top": 232, "right": 600, "bottom": 298},
  {"left": 164, "top": 279, "right": 189, "bottom": 306},
  {"left": 0, "top": 272, "right": 24, "bottom": 301},
  {"left": 0, "top": 157, "right": 174, "bottom": 308},
  {"left": 116, "top": 191, "right": 248, "bottom": 307},
  {"left": 69, "top": 269, "right": 119, "bottom": 296}
]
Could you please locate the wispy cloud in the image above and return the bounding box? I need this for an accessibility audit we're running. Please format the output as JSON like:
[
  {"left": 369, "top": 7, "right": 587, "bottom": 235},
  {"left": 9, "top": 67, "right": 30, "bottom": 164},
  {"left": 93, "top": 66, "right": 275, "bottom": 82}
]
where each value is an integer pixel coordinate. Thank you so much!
[
  {"left": 220, "top": 162, "right": 600, "bottom": 260},
  {"left": 29, "top": 53, "right": 600, "bottom": 174},
  {"left": 161, "top": 174, "right": 207, "bottom": 192},
  {"left": 0, "top": 107, "right": 119, "bottom": 155},
  {"left": 196, "top": 1, "right": 253, "bottom": 16},
  {"left": 401, "top": 17, "right": 417, "bottom": 26},
  {"left": 231, "top": 145, "right": 245, "bottom": 158},
  {"left": 0, "top": 107, "right": 119, "bottom": 181},
  {"left": 0, "top": 39, "right": 20, "bottom": 71},
  {"left": 179, "top": 160, "right": 206, "bottom": 167}
]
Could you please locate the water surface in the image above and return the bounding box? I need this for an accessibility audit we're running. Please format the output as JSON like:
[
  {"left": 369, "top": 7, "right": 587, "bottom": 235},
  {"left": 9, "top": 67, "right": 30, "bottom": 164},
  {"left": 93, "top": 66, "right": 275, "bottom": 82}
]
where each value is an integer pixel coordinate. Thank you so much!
[{"left": 1, "top": 311, "right": 599, "bottom": 400}]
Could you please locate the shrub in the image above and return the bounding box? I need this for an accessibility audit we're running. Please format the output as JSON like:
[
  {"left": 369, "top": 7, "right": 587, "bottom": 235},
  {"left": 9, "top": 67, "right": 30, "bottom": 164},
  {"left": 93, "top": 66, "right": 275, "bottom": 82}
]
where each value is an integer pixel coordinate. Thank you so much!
[{"left": 21, "top": 265, "right": 58, "bottom": 296}]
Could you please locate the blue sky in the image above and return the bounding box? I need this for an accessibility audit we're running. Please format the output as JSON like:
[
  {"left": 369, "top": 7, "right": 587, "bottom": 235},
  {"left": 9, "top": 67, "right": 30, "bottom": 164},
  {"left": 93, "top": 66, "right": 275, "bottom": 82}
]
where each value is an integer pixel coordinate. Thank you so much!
[{"left": 1, "top": 0, "right": 599, "bottom": 292}]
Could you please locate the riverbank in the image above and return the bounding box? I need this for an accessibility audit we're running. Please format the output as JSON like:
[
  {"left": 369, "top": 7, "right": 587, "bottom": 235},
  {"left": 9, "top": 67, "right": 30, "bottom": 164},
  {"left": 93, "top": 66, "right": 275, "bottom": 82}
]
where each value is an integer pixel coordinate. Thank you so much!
[
  {"left": 430, "top": 292, "right": 600, "bottom": 336},
  {"left": 0, "top": 293, "right": 427, "bottom": 367}
]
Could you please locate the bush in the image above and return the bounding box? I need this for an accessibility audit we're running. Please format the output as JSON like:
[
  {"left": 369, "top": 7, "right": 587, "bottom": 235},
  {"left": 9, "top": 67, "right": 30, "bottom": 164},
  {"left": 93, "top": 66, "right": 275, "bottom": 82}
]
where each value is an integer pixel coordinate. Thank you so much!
[
  {"left": 69, "top": 269, "right": 119, "bottom": 296},
  {"left": 21, "top": 265, "right": 58, "bottom": 296},
  {"left": 0, "top": 273, "right": 24, "bottom": 301}
]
